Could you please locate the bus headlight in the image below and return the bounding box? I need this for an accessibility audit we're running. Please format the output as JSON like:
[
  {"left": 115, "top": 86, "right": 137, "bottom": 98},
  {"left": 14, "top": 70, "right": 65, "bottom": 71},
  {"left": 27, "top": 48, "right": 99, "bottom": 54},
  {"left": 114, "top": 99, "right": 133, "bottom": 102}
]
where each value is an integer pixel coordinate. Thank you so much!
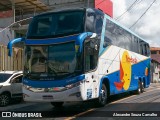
[
  {"left": 65, "top": 81, "right": 81, "bottom": 89},
  {"left": 23, "top": 84, "right": 32, "bottom": 90},
  {"left": 23, "top": 81, "right": 82, "bottom": 92}
]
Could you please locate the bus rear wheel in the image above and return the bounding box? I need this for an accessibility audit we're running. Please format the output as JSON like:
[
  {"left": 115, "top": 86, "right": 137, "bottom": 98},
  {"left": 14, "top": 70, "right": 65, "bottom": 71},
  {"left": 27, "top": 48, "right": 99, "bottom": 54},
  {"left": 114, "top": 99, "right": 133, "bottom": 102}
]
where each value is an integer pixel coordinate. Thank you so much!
[
  {"left": 136, "top": 81, "right": 143, "bottom": 94},
  {"left": 97, "top": 84, "right": 107, "bottom": 107},
  {"left": 51, "top": 102, "right": 64, "bottom": 108},
  {"left": 141, "top": 81, "right": 144, "bottom": 93}
]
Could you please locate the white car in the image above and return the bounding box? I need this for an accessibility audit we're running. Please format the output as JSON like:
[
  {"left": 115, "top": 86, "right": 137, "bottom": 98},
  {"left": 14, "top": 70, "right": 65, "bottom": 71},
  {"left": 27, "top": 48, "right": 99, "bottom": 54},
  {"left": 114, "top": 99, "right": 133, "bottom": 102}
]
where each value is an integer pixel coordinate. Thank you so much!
[{"left": 0, "top": 71, "right": 23, "bottom": 106}]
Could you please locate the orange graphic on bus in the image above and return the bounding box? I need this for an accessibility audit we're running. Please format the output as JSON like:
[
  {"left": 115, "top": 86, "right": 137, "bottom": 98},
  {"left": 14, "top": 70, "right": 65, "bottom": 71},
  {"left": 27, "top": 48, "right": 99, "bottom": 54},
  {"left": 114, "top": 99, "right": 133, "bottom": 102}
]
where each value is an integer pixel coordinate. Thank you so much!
[{"left": 114, "top": 51, "right": 132, "bottom": 91}]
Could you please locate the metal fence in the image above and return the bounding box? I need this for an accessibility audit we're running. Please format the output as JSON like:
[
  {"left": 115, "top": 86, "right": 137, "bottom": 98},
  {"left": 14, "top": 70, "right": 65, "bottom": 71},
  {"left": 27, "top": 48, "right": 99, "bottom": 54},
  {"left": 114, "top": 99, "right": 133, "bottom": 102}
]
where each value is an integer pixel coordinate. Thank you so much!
[{"left": 0, "top": 45, "right": 23, "bottom": 71}]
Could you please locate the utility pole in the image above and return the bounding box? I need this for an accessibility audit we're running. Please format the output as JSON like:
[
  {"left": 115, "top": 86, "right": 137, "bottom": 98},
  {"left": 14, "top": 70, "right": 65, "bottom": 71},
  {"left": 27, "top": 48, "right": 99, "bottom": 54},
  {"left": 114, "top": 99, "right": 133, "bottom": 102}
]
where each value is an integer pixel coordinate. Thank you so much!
[
  {"left": 88, "top": 0, "right": 90, "bottom": 7},
  {"left": 11, "top": 0, "right": 15, "bottom": 23},
  {"left": 11, "top": 0, "right": 15, "bottom": 38}
]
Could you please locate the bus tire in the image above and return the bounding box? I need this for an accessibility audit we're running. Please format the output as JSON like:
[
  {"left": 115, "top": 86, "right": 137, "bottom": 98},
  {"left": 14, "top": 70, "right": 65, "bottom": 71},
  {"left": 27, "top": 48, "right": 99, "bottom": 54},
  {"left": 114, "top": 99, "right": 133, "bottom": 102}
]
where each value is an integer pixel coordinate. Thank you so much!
[
  {"left": 97, "top": 83, "right": 107, "bottom": 107},
  {"left": 51, "top": 102, "right": 64, "bottom": 108},
  {"left": 141, "top": 81, "right": 144, "bottom": 93},
  {"left": 136, "top": 81, "right": 141, "bottom": 94}
]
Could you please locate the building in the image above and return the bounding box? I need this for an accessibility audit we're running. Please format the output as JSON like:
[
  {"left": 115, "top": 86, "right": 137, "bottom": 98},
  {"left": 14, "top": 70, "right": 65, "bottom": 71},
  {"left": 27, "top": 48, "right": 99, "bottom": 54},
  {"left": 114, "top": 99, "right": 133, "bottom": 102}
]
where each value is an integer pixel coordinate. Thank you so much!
[
  {"left": 0, "top": 0, "right": 49, "bottom": 45},
  {"left": 150, "top": 47, "right": 160, "bottom": 82}
]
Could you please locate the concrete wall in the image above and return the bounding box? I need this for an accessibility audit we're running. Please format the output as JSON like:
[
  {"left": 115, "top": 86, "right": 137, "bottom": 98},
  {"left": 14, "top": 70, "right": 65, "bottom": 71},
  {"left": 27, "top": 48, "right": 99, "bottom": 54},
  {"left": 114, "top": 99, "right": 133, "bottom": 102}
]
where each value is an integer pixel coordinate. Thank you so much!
[
  {"left": 151, "top": 60, "right": 160, "bottom": 83},
  {"left": 40, "top": 0, "right": 94, "bottom": 10},
  {"left": 0, "top": 28, "right": 14, "bottom": 45},
  {"left": 0, "top": 17, "right": 13, "bottom": 28},
  {"left": 0, "top": 10, "right": 14, "bottom": 45}
]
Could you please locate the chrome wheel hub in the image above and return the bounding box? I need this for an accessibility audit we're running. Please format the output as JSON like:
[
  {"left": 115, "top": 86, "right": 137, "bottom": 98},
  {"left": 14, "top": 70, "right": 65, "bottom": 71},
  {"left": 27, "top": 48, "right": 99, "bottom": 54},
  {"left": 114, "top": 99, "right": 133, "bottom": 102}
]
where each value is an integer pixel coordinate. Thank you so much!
[
  {"left": 0, "top": 95, "right": 9, "bottom": 106},
  {"left": 100, "top": 89, "right": 106, "bottom": 103}
]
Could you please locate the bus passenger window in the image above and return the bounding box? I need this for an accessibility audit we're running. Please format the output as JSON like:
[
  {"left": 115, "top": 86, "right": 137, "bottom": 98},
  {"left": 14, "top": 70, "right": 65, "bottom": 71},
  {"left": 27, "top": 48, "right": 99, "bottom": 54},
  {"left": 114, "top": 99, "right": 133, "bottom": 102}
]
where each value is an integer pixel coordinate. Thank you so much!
[
  {"left": 141, "top": 45, "right": 144, "bottom": 55},
  {"left": 146, "top": 44, "right": 150, "bottom": 56},
  {"left": 144, "top": 44, "right": 149, "bottom": 56}
]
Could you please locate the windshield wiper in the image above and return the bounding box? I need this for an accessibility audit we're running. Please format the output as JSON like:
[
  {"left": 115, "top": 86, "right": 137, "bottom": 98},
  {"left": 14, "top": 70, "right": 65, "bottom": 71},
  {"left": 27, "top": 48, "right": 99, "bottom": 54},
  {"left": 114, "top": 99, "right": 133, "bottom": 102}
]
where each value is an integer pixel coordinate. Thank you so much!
[
  {"left": 56, "top": 72, "right": 71, "bottom": 74},
  {"left": 66, "top": 73, "right": 77, "bottom": 78}
]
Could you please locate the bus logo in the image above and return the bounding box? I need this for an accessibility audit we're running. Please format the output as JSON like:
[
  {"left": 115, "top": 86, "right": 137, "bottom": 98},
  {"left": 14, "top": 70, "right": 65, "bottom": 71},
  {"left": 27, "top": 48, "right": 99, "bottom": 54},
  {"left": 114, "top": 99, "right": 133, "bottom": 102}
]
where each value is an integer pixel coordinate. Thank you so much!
[{"left": 126, "top": 55, "right": 137, "bottom": 64}]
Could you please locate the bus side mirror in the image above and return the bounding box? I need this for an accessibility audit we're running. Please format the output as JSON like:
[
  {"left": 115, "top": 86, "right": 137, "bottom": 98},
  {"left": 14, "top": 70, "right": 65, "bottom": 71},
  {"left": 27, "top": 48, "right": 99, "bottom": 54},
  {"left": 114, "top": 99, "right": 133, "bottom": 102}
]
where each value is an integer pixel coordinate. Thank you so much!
[
  {"left": 75, "top": 32, "right": 97, "bottom": 54},
  {"left": 89, "top": 33, "right": 98, "bottom": 50},
  {"left": 7, "top": 38, "right": 25, "bottom": 56}
]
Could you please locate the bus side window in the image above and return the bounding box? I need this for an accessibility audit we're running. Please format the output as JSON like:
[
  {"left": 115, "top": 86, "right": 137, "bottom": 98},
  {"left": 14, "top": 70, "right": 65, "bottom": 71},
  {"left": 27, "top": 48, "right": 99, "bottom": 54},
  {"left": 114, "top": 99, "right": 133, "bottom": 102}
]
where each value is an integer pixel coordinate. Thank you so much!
[
  {"left": 140, "top": 41, "right": 143, "bottom": 55},
  {"left": 95, "top": 14, "right": 103, "bottom": 35},
  {"left": 144, "top": 44, "right": 147, "bottom": 56},
  {"left": 86, "top": 10, "right": 95, "bottom": 32},
  {"left": 132, "top": 36, "right": 138, "bottom": 53},
  {"left": 136, "top": 38, "right": 140, "bottom": 54},
  {"left": 141, "top": 45, "right": 144, "bottom": 55},
  {"left": 145, "top": 44, "right": 150, "bottom": 56},
  {"left": 84, "top": 39, "right": 99, "bottom": 72},
  {"left": 104, "top": 19, "right": 115, "bottom": 47},
  {"left": 146, "top": 44, "right": 150, "bottom": 56}
]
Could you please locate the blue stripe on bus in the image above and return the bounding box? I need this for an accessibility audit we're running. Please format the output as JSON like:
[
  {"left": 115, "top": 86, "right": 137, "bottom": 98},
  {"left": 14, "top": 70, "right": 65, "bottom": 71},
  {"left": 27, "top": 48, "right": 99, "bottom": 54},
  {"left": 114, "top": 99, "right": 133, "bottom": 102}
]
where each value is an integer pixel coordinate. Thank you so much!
[
  {"left": 23, "top": 75, "right": 85, "bottom": 88},
  {"left": 25, "top": 35, "right": 79, "bottom": 45}
]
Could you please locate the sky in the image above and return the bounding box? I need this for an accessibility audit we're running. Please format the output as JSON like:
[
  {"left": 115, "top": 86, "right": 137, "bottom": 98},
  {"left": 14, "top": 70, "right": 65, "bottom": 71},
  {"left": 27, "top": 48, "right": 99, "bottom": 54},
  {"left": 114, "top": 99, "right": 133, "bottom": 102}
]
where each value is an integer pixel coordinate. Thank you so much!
[{"left": 111, "top": 0, "right": 160, "bottom": 47}]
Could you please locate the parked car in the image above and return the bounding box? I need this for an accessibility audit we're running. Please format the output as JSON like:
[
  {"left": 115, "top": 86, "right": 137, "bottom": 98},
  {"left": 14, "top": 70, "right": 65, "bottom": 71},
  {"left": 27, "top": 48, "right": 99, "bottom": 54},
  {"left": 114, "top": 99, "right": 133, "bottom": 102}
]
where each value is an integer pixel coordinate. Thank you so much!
[{"left": 0, "top": 71, "right": 23, "bottom": 106}]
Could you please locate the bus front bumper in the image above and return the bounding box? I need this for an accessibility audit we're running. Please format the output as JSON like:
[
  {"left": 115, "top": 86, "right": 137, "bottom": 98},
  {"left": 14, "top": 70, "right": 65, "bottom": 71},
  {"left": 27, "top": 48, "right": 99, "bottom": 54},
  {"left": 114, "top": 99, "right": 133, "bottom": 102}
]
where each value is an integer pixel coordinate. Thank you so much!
[{"left": 23, "top": 86, "right": 83, "bottom": 102}]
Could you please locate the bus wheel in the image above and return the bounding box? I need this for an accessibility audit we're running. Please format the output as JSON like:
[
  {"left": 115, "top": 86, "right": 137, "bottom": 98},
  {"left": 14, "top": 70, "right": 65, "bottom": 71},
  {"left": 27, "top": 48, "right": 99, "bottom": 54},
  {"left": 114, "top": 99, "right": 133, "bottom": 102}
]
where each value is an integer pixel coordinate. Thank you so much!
[
  {"left": 136, "top": 81, "right": 141, "bottom": 94},
  {"left": 51, "top": 102, "right": 64, "bottom": 108},
  {"left": 141, "top": 81, "right": 144, "bottom": 93},
  {"left": 97, "top": 84, "right": 107, "bottom": 107}
]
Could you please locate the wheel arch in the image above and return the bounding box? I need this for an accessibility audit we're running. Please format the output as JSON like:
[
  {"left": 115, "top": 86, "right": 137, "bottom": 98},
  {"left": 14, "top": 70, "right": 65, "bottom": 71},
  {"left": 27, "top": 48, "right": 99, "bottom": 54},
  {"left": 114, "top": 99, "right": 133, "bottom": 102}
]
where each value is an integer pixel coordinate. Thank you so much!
[
  {"left": 0, "top": 91, "right": 11, "bottom": 97},
  {"left": 142, "top": 77, "right": 146, "bottom": 88},
  {"left": 99, "top": 76, "right": 110, "bottom": 97},
  {"left": 138, "top": 77, "right": 146, "bottom": 87}
]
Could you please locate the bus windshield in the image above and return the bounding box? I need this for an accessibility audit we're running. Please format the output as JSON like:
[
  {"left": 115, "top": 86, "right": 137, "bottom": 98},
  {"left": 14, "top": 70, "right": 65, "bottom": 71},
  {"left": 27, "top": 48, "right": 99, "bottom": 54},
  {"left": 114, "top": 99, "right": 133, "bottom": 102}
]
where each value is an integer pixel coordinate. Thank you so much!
[
  {"left": 27, "top": 10, "right": 84, "bottom": 39},
  {"left": 24, "top": 42, "right": 82, "bottom": 80}
]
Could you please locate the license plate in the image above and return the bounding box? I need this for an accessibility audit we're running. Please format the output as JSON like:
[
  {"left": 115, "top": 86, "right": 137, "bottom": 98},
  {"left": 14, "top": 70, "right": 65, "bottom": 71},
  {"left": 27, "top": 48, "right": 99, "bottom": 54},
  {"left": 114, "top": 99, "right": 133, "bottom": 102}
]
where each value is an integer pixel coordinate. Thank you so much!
[{"left": 42, "top": 95, "right": 53, "bottom": 100}]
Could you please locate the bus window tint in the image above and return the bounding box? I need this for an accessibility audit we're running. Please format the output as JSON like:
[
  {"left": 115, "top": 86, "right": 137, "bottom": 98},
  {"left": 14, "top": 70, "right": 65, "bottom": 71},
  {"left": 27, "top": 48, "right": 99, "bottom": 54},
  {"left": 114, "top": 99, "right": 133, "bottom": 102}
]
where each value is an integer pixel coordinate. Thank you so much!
[
  {"left": 146, "top": 44, "right": 150, "bottom": 56},
  {"left": 95, "top": 14, "right": 103, "bottom": 35},
  {"left": 56, "top": 13, "right": 82, "bottom": 33},
  {"left": 27, "top": 11, "right": 84, "bottom": 39},
  {"left": 84, "top": 39, "right": 99, "bottom": 72},
  {"left": 86, "top": 8, "right": 104, "bottom": 35},
  {"left": 133, "top": 37, "right": 139, "bottom": 53},
  {"left": 104, "top": 18, "right": 149, "bottom": 56},
  {"left": 36, "top": 16, "right": 52, "bottom": 36},
  {"left": 143, "top": 43, "right": 150, "bottom": 56},
  {"left": 104, "top": 19, "right": 115, "bottom": 47},
  {"left": 140, "top": 41, "right": 144, "bottom": 55},
  {"left": 123, "top": 31, "right": 132, "bottom": 51}
]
